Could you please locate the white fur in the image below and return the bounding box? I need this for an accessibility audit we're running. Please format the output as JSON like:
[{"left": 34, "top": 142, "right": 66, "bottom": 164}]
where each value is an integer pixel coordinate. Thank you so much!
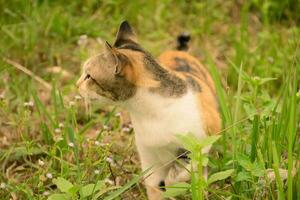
[
  {"left": 125, "top": 89, "right": 205, "bottom": 149},
  {"left": 122, "top": 88, "right": 207, "bottom": 198}
]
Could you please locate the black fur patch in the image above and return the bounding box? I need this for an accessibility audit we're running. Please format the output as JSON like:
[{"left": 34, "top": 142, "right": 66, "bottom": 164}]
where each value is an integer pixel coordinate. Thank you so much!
[
  {"left": 106, "top": 76, "right": 137, "bottom": 101},
  {"left": 144, "top": 54, "right": 187, "bottom": 97},
  {"left": 174, "top": 57, "right": 208, "bottom": 81},
  {"left": 174, "top": 57, "right": 194, "bottom": 73},
  {"left": 114, "top": 21, "right": 136, "bottom": 47},
  {"left": 117, "top": 42, "right": 145, "bottom": 52},
  {"left": 174, "top": 57, "right": 204, "bottom": 92},
  {"left": 114, "top": 39, "right": 139, "bottom": 49},
  {"left": 186, "top": 76, "right": 202, "bottom": 92},
  {"left": 176, "top": 148, "right": 190, "bottom": 161},
  {"left": 158, "top": 180, "right": 166, "bottom": 191},
  {"left": 177, "top": 33, "right": 190, "bottom": 51}
]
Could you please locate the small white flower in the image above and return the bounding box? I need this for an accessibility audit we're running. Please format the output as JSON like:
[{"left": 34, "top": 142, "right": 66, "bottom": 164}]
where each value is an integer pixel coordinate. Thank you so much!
[
  {"left": 46, "top": 173, "right": 53, "bottom": 179},
  {"left": 43, "top": 191, "right": 50, "bottom": 196},
  {"left": 115, "top": 112, "right": 121, "bottom": 117},
  {"left": 54, "top": 128, "right": 61, "bottom": 134},
  {"left": 122, "top": 127, "right": 131, "bottom": 132},
  {"left": 58, "top": 123, "right": 64, "bottom": 128},
  {"left": 56, "top": 137, "right": 64, "bottom": 142},
  {"left": 0, "top": 182, "right": 6, "bottom": 189},
  {"left": 75, "top": 95, "right": 82, "bottom": 101},
  {"left": 267, "top": 56, "right": 274, "bottom": 63},
  {"left": 99, "top": 142, "right": 109, "bottom": 147},
  {"left": 105, "top": 157, "right": 114, "bottom": 164},
  {"left": 253, "top": 76, "right": 260, "bottom": 81},
  {"left": 69, "top": 101, "right": 75, "bottom": 106},
  {"left": 95, "top": 141, "right": 100, "bottom": 146},
  {"left": 68, "top": 142, "right": 74, "bottom": 147},
  {"left": 104, "top": 178, "right": 114, "bottom": 185},
  {"left": 94, "top": 170, "right": 100, "bottom": 175},
  {"left": 103, "top": 125, "right": 109, "bottom": 130},
  {"left": 38, "top": 159, "right": 45, "bottom": 166},
  {"left": 128, "top": 123, "right": 133, "bottom": 128},
  {"left": 24, "top": 101, "right": 34, "bottom": 107},
  {"left": 77, "top": 34, "right": 88, "bottom": 46},
  {"left": 96, "top": 37, "right": 104, "bottom": 45}
]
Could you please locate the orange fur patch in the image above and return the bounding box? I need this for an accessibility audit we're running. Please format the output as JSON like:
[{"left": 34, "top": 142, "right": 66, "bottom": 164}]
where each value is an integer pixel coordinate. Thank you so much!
[
  {"left": 158, "top": 50, "right": 221, "bottom": 135},
  {"left": 118, "top": 49, "right": 160, "bottom": 88}
]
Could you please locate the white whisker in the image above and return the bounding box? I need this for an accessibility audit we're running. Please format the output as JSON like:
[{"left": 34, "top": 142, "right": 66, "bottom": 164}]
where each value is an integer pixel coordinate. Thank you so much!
[{"left": 84, "top": 96, "right": 91, "bottom": 118}]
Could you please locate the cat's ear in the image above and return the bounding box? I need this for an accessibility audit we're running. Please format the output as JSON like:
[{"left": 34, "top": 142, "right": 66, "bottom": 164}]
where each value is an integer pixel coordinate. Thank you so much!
[
  {"left": 104, "top": 41, "right": 128, "bottom": 75},
  {"left": 114, "top": 21, "right": 137, "bottom": 47}
]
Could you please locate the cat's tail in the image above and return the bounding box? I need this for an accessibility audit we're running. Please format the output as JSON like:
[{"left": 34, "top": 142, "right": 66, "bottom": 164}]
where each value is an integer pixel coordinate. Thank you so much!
[{"left": 177, "top": 32, "right": 190, "bottom": 51}]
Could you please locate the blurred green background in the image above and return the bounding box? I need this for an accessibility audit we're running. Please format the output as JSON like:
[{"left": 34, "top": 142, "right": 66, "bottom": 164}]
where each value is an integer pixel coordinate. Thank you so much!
[{"left": 0, "top": 0, "right": 299, "bottom": 199}]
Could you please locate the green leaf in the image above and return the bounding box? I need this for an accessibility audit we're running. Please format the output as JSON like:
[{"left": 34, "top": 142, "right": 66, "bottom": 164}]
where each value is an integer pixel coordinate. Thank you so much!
[
  {"left": 92, "top": 186, "right": 120, "bottom": 200},
  {"left": 176, "top": 134, "right": 221, "bottom": 152},
  {"left": 236, "top": 171, "right": 252, "bottom": 182},
  {"left": 258, "top": 77, "right": 277, "bottom": 85},
  {"left": 207, "top": 169, "right": 234, "bottom": 185},
  {"left": 236, "top": 154, "right": 253, "bottom": 171},
  {"left": 163, "top": 182, "right": 190, "bottom": 198},
  {"left": 251, "top": 161, "right": 265, "bottom": 177},
  {"left": 52, "top": 177, "right": 74, "bottom": 193},
  {"left": 79, "top": 181, "right": 105, "bottom": 198},
  {"left": 41, "top": 123, "right": 54, "bottom": 145},
  {"left": 47, "top": 193, "right": 70, "bottom": 200},
  {"left": 198, "top": 135, "right": 221, "bottom": 148},
  {"left": 6, "top": 146, "right": 43, "bottom": 162},
  {"left": 272, "top": 142, "right": 285, "bottom": 199},
  {"left": 176, "top": 134, "right": 200, "bottom": 152},
  {"left": 78, "top": 119, "right": 97, "bottom": 135}
]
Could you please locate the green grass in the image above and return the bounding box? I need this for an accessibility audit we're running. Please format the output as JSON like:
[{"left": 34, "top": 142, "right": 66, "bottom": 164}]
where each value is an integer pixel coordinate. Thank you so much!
[{"left": 0, "top": 0, "right": 299, "bottom": 199}]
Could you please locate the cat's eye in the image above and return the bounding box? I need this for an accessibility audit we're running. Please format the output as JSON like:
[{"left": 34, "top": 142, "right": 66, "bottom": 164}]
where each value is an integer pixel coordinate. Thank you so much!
[{"left": 84, "top": 74, "right": 91, "bottom": 81}]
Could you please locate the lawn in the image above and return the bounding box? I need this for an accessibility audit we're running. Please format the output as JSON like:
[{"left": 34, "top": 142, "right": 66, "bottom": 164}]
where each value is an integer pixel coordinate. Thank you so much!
[{"left": 0, "top": 0, "right": 299, "bottom": 199}]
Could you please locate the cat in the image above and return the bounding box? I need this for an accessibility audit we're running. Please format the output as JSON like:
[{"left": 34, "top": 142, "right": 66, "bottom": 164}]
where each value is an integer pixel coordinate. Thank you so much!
[{"left": 76, "top": 21, "right": 221, "bottom": 200}]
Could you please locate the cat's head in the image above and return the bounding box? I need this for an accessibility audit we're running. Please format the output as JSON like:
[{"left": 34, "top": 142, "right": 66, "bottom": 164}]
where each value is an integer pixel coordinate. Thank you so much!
[{"left": 76, "top": 21, "right": 158, "bottom": 102}]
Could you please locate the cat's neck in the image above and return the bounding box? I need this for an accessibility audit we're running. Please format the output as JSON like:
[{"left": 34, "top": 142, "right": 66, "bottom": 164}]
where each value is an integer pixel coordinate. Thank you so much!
[{"left": 123, "top": 88, "right": 192, "bottom": 118}]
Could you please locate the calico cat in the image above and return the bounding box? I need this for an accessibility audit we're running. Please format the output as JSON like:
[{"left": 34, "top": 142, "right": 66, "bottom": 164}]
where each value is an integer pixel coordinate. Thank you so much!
[{"left": 76, "top": 21, "right": 221, "bottom": 200}]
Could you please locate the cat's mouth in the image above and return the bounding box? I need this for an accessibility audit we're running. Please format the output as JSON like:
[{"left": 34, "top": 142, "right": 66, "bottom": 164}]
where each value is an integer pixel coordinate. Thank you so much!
[
  {"left": 78, "top": 89, "right": 102, "bottom": 101},
  {"left": 78, "top": 89, "right": 113, "bottom": 107}
]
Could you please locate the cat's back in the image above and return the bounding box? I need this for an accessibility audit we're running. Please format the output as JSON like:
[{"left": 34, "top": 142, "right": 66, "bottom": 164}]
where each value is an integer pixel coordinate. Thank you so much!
[
  {"left": 158, "top": 50, "right": 215, "bottom": 92},
  {"left": 158, "top": 50, "right": 221, "bottom": 135}
]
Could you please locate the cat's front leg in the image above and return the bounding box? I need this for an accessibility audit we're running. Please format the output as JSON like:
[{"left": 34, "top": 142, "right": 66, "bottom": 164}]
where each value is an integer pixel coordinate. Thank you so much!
[
  {"left": 144, "top": 174, "right": 164, "bottom": 200},
  {"left": 138, "top": 147, "right": 169, "bottom": 200},
  {"left": 165, "top": 146, "right": 211, "bottom": 186}
]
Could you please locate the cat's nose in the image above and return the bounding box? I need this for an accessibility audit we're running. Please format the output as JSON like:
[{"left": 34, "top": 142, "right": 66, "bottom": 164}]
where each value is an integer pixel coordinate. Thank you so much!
[
  {"left": 76, "top": 79, "right": 81, "bottom": 88},
  {"left": 76, "top": 73, "right": 85, "bottom": 88}
]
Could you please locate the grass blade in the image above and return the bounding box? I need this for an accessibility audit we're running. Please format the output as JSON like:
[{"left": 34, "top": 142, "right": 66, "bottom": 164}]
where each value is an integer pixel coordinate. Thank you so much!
[{"left": 104, "top": 168, "right": 151, "bottom": 200}]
